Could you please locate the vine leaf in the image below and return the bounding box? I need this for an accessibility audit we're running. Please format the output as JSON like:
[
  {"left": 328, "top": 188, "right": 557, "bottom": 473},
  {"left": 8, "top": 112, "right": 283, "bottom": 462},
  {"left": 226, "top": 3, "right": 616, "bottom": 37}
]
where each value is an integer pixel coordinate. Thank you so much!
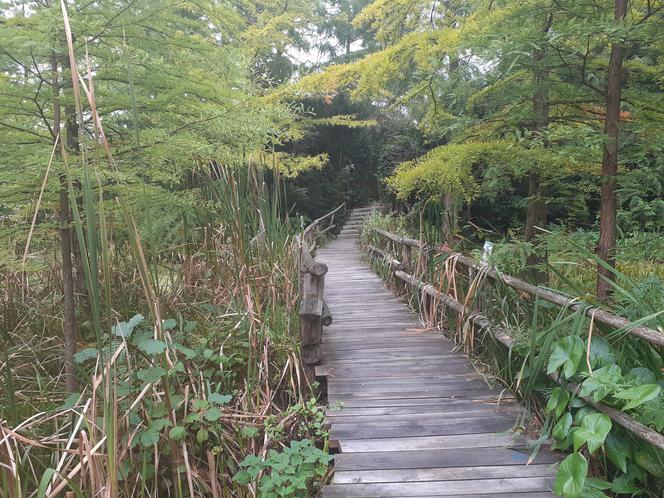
[
  {"left": 573, "top": 413, "right": 611, "bottom": 454},
  {"left": 554, "top": 452, "right": 587, "bottom": 498},
  {"left": 547, "top": 336, "right": 584, "bottom": 379},
  {"left": 614, "top": 384, "right": 661, "bottom": 411}
]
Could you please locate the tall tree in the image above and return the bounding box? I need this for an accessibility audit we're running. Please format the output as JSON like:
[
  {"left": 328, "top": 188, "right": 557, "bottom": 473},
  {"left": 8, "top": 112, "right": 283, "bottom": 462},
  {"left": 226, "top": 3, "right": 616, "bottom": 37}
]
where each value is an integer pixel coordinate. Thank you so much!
[{"left": 596, "top": 0, "right": 628, "bottom": 300}]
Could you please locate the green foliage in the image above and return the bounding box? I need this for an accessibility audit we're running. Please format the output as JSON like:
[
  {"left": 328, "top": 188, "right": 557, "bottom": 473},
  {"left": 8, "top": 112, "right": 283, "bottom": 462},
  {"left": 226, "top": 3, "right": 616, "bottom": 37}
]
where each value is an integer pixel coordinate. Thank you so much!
[
  {"left": 555, "top": 453, "right": 588, "bottom": 498},
  {"left": 233, "top": 439, "right": 333, "bottom": 497}
]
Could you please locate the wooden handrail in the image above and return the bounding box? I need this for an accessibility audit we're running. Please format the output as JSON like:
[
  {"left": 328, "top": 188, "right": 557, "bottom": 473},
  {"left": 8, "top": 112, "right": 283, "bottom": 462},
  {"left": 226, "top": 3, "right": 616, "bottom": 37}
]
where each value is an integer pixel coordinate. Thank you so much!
[
  {"left": 296, "top": 202, "right": 345, "bottom": 381},
  {"left": 370, "top": 226, "right": 421, "bottom": 248},
  {"left": 302, "top": 202, "right": 346, "bottom": 242},
  {"left": 365, "top": 225, "right": 664, "bottom": 348}
]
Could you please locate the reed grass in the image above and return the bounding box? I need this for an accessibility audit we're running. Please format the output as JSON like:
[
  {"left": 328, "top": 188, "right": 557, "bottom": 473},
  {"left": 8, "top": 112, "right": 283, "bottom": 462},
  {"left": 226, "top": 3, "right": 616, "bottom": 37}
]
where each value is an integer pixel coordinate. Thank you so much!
[{"left": 0, "top": 5, "right": 326, "bottom": 497}]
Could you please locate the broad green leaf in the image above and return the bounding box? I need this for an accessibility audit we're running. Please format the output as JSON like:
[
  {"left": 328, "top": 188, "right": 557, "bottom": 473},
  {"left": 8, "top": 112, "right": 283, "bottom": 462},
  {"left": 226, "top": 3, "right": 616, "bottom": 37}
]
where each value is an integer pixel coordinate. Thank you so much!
[
  {"left": 139, "top": 428, "right": 160, "bottom": 447},
  {"left": 610, "top": 473, "right": 641, "bottom": 494},
  {"left": 545, "top": 387, "right": 570, "bottom": 418},
  {"left": 112, "top": 321, "right": 133, "bottom": 338},
  {"left": 209, "top": 393, "right": 232, "bottom": 405},
  {"left": 193, "top": 399, "right": 209, "bottom": 410},
  {"left": 196, "top": 428, "right": 209, "bottom": 444},
  {"left": 605, "top": 432, "right": 629, "bottom": 473},
  {"left": 162, "top": 318, "right": 177, "bottom": 330},
  {"left": 626, "top": 367, "right": 656, "bottom": 385},
  {"left": 150, "top": 418, "right": 172, "bottom": 431},
  {"left": 547, "top": 336, "right": 584, "bottom": 379},
  {"left": 579, "top": 365, "right": 621, "bottom": 403},
  {"left": 587, "top": 337, "right": 614, "bottom": 367},
  {"left": 205, "top": 406, "right": 222, "bottom": 421},
  {"left": 136, "top": 338, "right": 167, "bottom": 355},
  {"left": 169, "top": 426, "right": 186, "bottom": 441},
  {"left": 175, "top": 343, "right": 196, "bottom": 359},
  {"left": 552, "top": 412, "right": 573, "bottom": 441},
  {"left": 573, "top": 413, "right": 611, "bottom": 454},
  {"left": 614, "top": 384, "right": 661, "bottom": 411},
  {"left": 635, "top": 449, "right": 664, "bottom": 479},
  {"left": 74, "top": 348, "right": 98, "bottom": 363},
  {"left": 113, "top": 315, "right": 142, "bottom": 338},
  {"left": 240, "top": 426, "right": 259, "bottom": 438},
  {"left": 554, "top": 452, "right": 587, "bottom": 498},
  {"left": 129, "top": 313, "right": 144, "bottom": 329},
  {"left": 137, "top": 367, "right": 166, "bottom": 383}
]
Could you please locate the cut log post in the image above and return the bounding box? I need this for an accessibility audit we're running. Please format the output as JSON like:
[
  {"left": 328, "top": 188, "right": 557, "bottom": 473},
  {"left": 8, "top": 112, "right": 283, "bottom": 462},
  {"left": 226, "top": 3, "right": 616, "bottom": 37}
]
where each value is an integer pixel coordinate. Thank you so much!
[
  {"left": 299, "top": 261, "right": 326, "bottom": 382},
  {"left": 401, "top": 244, "right": 412, "bottom": 272},
  {"left": 322, "top": 300, "right": 332, "bottom": 327}
]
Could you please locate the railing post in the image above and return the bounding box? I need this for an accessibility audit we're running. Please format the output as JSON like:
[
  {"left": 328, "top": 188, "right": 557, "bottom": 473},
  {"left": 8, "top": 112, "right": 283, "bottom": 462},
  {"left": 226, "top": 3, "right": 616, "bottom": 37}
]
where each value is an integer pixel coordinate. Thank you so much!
[
  {"left": 401, "top": 244, "right": 411, "bottom": 273},
  {"left": 299, "top": 267, "right": 326, "bottom": 382},
  {"left": 295, "top": 203, "right": 344, "bottom": 383}
]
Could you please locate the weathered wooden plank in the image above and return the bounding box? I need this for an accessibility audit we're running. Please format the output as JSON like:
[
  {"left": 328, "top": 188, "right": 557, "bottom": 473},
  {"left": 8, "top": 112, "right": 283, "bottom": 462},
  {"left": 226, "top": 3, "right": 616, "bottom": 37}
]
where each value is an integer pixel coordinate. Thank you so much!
[
  {"left": 326, "top": 408, "right": 521, "bottom": 424},
  {"left": 330, "top": 415, "right": 516, "bottom": 439},
  {"left": 326, "top": 399, "right": 519, "bottom": 418},
  {"left": 332, "top": 464, "right": 556, "bottom": 484},
  {"left": 327, "top": 380, "right": 498, "bottom": 396},
  {"left": 316, "top": 365, "right": 480, "bottom": 379},
  {"left": 325, "top": 353, "right": 468, "bottom": 373},
  {"left": 338, "top": 433, "right": 522, "bottom": 452},
  {"left": 322, "top": 371, "right": 478, "bottom": 381},
  {"left": 322, "top": 476, "right": 555, "bottom": 496},
  {"left": 327, "top": 374, "right": 478, "bottom": 388},
  {"left": 328, "top": 394, "right": 515, "bottom": 409},
  {"left": 333, "top": 446, "right": 560, "bottom": 471}
]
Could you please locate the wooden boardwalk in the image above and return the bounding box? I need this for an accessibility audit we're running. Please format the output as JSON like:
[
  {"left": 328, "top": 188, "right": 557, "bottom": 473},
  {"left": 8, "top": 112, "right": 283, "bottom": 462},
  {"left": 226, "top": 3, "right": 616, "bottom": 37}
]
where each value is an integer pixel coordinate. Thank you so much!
[{"left": 316, "top": 208, "right": 559, "bottom": 497}]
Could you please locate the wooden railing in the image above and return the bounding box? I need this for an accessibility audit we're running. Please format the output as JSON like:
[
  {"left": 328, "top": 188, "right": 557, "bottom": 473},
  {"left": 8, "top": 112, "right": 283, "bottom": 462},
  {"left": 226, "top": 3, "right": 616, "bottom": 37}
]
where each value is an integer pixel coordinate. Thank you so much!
[
  {"left": 363, "top": 224, "right": 664, "bottom": 451},
  {"left": 296, "top": 203, "right": 345, "bottom": 381}
]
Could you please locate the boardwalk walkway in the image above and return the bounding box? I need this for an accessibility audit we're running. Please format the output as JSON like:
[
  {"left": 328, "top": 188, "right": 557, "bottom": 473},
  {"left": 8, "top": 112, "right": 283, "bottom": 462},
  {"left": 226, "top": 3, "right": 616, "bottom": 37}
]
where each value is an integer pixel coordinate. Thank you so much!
[{"left": 316, "top": 207, "right": 559, "bottom": 497}]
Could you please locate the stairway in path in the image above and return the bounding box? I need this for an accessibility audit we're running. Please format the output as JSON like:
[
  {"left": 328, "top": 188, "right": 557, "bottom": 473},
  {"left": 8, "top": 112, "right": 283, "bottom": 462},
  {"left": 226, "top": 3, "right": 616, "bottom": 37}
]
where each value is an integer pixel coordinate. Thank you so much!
[
  {"left": 336, "top": 205, "right": 376, "bottom": 239},
  {"left": 315, "top": 206, "right": 559, "bottom": 497}
]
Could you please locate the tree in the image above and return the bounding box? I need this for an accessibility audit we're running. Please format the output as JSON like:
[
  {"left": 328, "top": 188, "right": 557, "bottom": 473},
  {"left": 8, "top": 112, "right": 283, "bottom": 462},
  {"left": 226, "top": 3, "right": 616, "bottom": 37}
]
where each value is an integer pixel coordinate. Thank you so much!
[
  {"left": 0, "top": 0, "right": 318, "bottom": 392},
  {"left": 596, "top": 0, "right": 628, "bottom": 300}
]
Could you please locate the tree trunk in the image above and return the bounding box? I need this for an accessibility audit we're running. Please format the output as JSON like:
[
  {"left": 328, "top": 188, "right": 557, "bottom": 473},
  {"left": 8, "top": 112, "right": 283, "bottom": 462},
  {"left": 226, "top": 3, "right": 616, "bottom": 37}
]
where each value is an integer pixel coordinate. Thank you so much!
[
  {"left": 52, "top": 50, "right": 78, "bottom": 395},
  {"left": 525, "top": 17, "right": 552, "bottom": 284},
  {"left": 596, "top": 0, "right": 628, "bottom": 301},
  {"left": 441, "top": 193, "right": 457, "bottom": 246}
]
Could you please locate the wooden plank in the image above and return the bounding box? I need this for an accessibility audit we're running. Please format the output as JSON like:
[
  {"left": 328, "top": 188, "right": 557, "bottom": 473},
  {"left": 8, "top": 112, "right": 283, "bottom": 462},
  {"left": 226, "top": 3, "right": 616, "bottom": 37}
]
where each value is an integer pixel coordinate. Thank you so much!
[
  {"left": 330, "top": 416, "right": 516, "bottom": 439},
  {"left": 327, "top": 382, "right": 499, "bottom": 396},
  {"left": 327, "top": 374, "right": 478, "bottom": 388},
  {"left": 327, "top": 409, "right": 521, "bottom": 424},
  {"left": 332, "top": 464, "right": 556, "bottom": 484},
  {"left": 333, "top": 447, "right": 560, "bottom": 471},
  {"left": 322, "top": 476, "right": 555, "bottom": 496},
  {"left": 326, "top": 399, "right": 519, "bottom": 418},
  {"left": 328, "top": 394, "right": 515, "bottom": 409},
  {"left": 338, "top": 433, "right": 522, "bottom": 452}
]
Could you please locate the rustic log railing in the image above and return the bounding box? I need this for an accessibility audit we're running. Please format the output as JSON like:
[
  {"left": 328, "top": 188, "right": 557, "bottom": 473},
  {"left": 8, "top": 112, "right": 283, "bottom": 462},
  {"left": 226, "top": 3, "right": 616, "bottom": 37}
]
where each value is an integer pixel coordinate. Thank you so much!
[
  {"left": 363, "top": 224, "right": 664, "bottom": 451},
  {"left": 296, "top": 203, "right": 345, "bottom": 381}
]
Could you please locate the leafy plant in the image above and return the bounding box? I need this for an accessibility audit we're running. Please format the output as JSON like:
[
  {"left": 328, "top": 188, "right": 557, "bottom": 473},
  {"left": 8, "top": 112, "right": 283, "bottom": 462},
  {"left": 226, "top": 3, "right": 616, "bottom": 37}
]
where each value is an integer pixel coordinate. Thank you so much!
[{"left": 233, "top": 439, "right": 333, "bottom": 497}]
